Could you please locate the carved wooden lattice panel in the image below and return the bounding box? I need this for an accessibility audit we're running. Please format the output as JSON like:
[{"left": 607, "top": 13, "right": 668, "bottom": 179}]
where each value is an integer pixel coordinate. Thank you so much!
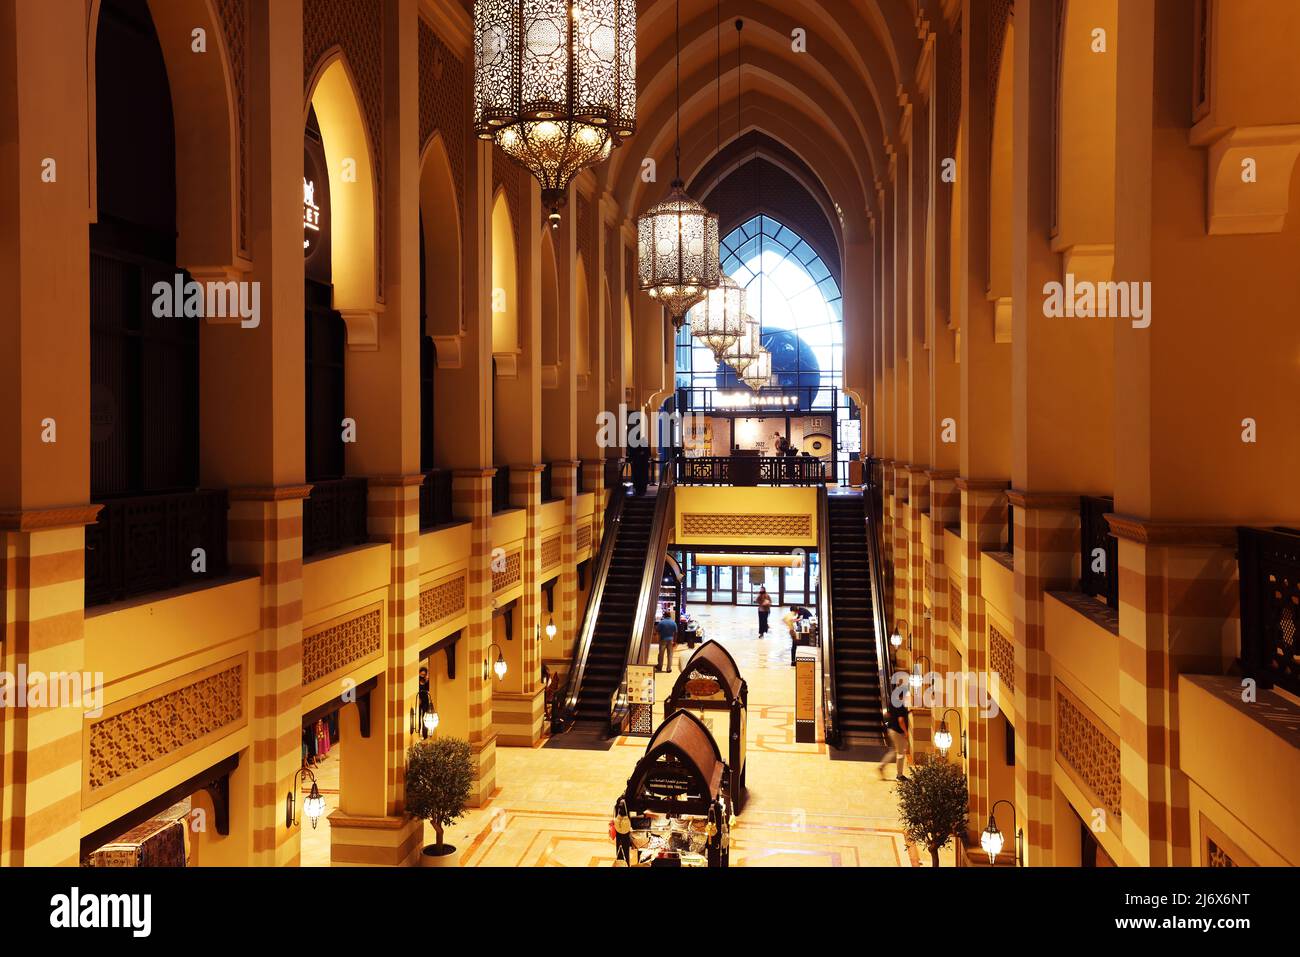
[
  {"left": 540, "top": 535, "right": 561, "bottom": 570},
  {"left": 417, "top": 17, "right": 466, "bottom": 213},
  {"left": 420, "top": 573, "right": 466, "bottom": 628},
  {"left": 576, "top": 522, "right": 593, "bottom": 553},
  {"left": 680, "top": 513, "right": 812, "bottom": 539},
  {"left": 303, "top": 0, "right": 385, "bottom": 297},
  {"left": 1206, "top": 836, "right": 1237, "bottom": 867},
  {"left": 88, "top": 665, "right": 244, "bottom": 791},
  {"left": 1056, "top": 686, "right": 1121, "bottom": 820},
  {"left": 215, "top": 0, "right": 248, "bottom": 254},
  {"left": 989, "top": 622, "right": 1015, "bottom": 693},
  {"left": 492, "top": 550, "right": 523, "bottom": 593},
  {"left": 302, "top": 606, "right": 382, "bottom": 686},
  {"left": 950, "top": 577, "right": 963, "bottom": 632}
]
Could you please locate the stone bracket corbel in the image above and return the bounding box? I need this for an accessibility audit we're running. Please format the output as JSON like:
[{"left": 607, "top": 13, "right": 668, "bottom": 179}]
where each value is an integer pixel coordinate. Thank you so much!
[
  {"left": 432, "top": 334, "right": 463, "bottom": 369},
  {"left": 1189, "top": 123, "right": 1300, "bottom": 235},
  {"left": 340, "top": 309, "right": 380, "bottom": 350}
]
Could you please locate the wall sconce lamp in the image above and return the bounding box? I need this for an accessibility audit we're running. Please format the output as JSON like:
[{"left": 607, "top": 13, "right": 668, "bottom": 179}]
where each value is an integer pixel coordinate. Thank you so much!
[
  {"left": 980, "top": 800, "right": 1023, "bottom": 867},
  {"left": 485, "top": 642, "right": 507, "bottom": 680},
  {"left": 908, "top": 654, "right": 931, "bottom": 692},
  {"left": 286, "top": 765, "right": 326, "bottom": 830},
  {"left": 933, "top": 708, "right": 966, "bottom": 759},
  {"left": 543, "top": 580, "right": 558, "bottom": 639},
  {"left": 889, "top": 618, "right": 907, "bottom": 649}
]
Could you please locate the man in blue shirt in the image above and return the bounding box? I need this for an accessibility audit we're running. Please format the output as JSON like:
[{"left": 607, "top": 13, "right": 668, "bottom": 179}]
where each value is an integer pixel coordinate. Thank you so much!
[{"left": 655, "top": 610, "right": 678, "bottom": 673}]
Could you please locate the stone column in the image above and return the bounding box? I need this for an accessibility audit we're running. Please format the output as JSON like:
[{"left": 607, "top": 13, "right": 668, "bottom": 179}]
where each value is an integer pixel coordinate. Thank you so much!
[
  {"left": 228, "top": 485, "right": 309, "bottom": 866},
  {"left": 547, "top": 461, "right": 581, "bottom": 691},
  {"left": 1110, "top": 518, "right": 1237, "bottom": 867},
  {"left": 907, "top": 467, "right": 932, "bottom": 754},
  {"left": 452, "top": 469, "right": 497, "bottom": 805},
  {"left": 496, "top": 463, "right": 546, "bottom": 746},
  {"left": 926, "top": 472, "right": 960, "bottom": 748},
  {"left": 1008, "top": 491, "right": 1079, "bottom": 866},
  {"left": 956, "top": 477, "right": 1009, "bottom": 826}
]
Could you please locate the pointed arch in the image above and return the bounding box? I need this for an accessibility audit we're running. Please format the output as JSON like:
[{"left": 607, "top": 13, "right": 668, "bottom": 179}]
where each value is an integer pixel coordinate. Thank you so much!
[
  {"left": 88, "top": 0, "right": 241, "bottom": 272},
  {"left": 419, "top": 132, "right": 463, "bottom": 343},
  {"left": 491, "top": 188, "right": 520, "bottom": 369},
  {"left": 307, "top": 52, "right": 380, "bottom": 345}
]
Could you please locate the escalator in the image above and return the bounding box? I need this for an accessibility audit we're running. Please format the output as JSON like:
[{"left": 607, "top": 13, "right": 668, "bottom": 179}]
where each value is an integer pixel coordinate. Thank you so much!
[
  {"left": 552, "top": 481, "right": 675, "bottom": 738},
  {"left": 821, "top": 489, "right": 890, "bottom": 749}
]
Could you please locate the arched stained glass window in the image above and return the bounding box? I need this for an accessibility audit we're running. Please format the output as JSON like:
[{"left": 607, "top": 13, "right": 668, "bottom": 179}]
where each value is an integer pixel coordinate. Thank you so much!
[{"left": 673, "top": 214, "right": 856, "bottom": 483}]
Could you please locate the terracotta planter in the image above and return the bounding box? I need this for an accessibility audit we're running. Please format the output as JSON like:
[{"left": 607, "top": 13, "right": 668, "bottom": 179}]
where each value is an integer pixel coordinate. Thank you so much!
[{"left": 420, "top": 843, "right": 460, "bottom": 867}]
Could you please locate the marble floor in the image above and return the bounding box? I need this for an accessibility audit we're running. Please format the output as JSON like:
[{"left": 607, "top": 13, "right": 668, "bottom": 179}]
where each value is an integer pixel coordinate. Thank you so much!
[{"left": 301, "top": 604, "right": 930, "bottom": 867}]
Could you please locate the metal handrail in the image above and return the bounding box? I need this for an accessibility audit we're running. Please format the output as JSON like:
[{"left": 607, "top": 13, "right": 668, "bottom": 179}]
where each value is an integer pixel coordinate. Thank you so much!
[
  {"left": 863, "top": 473, "right": 894, "bottom": 732},
  {"left": 609, "top": 478, "right": 676, "bottom": 735},
  {"left": 817, "top": 485, "right": 839, "bottom": 748},
  {"left": 551, "top": 482, "right": 627, "bottom": 733}
]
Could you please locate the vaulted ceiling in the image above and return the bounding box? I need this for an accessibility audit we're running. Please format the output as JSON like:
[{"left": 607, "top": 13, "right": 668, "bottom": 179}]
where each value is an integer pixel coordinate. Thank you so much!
[{"left": 602, "top": 0, "right": 927, "bottom": 248}]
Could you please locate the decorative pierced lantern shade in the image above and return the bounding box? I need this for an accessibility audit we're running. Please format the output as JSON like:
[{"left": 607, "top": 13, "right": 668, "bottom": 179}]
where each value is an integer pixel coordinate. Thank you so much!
[
  {"left": 742, "top": 346, "right": 772, "bottom": 391},
  {"left": 722, "top": 314, "right": 760, "bottom": 377},
  {"left": 688, "top": 273, "right": 746, "bottom": 359},
  {"left": 638, "top": 182, "right": 721, "bottom": 325},
  {"left": 474, "top": 0, "right": 636, "bottom": 226}
]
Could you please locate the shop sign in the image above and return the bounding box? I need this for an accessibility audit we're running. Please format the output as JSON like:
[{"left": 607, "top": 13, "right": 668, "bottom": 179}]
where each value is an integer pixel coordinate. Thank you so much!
[{"left": 645, "top": 767, "right": 693, "bottom": 798}]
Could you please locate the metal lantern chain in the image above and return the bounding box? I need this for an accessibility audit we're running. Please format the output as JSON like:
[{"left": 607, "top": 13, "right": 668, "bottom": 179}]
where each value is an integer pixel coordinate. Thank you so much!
[
  {"left": 474, "top": 1, "right": 636, "bottom": 228},
  {"left": 636, "top": 0, "right": 720, "bottom": 326}
]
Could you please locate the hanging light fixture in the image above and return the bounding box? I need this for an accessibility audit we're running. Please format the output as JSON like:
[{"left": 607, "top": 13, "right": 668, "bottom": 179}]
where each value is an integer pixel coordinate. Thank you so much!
[
  {"left": 722, "top": 313, "right": 760, "bottom": 378},
  {"left": 688, "top": 6, "right": 743, "bottom": 357},
  {"left": 637, "top": 0, "right": 720, "bottom": 326},
  {"left": 474, "top": 1, "right": 637, "bottom": 228},
  {"left": 286, "top": 765, "right": 327, "bottom": 830},
  {"left": 690, "top": 274, "right": 747, "bottom": 359},
  {"left": 742, "top": 346, "right": 771, "bottom": 391}
]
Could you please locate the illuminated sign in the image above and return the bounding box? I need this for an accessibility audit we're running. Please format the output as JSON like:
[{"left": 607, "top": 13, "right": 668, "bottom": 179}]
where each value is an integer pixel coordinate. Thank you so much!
[
  {"left": 303, "top": 177, "right": 321, "bottom": 251},
  {"left": 713, "top": 392, "right": 799, "bottom": 409}
]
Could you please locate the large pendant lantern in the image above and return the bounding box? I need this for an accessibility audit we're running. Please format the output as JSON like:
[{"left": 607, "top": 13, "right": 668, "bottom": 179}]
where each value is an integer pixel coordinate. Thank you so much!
[
  {"left": 474, "top": 1, "right": 637, "bottom": 228},
  {"left": 722, "top": 314, "right": 760, "bottom": 378},
  {"left": 636, "top": 0, "right": 720, "bottom": 326},
  {"left": 742, "top": 345, "right": 772, "bottom": 391},
  {"left": 689, "top": 273, "right": 746, "bottom": 359}
]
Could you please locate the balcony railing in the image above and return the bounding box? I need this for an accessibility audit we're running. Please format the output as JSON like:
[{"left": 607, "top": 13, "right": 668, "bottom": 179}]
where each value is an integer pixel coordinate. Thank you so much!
[
  {"left": 675, "top": 454, "right": 827, "bottom": 487},
  {"left": 302, "top": 477, "right": 369, "bottom": 558},
  {"left": 1238, "top": 526, "right": 1300, "bottom": 698},
  {"left": 419, "top": 469, "right": 454, "bottom": 529},
  {"left": 85, "top": 489, "right": 229, "bottom": 607},
  {"left": 1079, "top": 495, "right": 1118, "bottom": 605},
  {"left": 491, "top": 465, "right": 512, "bottom": 513}
]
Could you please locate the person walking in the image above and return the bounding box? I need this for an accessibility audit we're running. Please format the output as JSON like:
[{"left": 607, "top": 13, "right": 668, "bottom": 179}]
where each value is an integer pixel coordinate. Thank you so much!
[
  {"left": 879, "top": 703, "right": 911, "bottom": 780},
  {"left": 756, "top": 586, "right": 772, "bottom": 637},
  {"left": 629, "top": 442, "right": 651, "bottom": 496},
  {"left": 654, "top": 609, "right": 678, "bottom": 672}
]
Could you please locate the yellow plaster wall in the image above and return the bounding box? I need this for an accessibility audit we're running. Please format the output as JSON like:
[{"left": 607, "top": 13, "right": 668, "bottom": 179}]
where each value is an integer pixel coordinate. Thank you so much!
[
  {"left": 1044, "top": 594, "right": 1120, "bottom": 718},
  {"left": 673, "top": 486, "right": 818, "bottom": 548}
]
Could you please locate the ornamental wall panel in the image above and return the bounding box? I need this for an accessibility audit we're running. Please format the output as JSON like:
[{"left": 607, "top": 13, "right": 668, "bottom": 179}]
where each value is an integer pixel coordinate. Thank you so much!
[
  {"left": 302, "top": 603, "right": 384, "bottom": 687},
  {"left": 680, "top": 513, "right": 812, "bottom": 540},
  {"left": 492, "top": 549, "right": 523, "bottom": 594},
  {"left": 989, "top": 622, "right": 1015, "bottom": 694},
  {"left": 420, "top": 572, "right": 467, "bottom": 629},
  {"left": 85, "top": 657, "right": 247, "bottom": 803},
  {"left": 540, "top": 534, "right": 561, "bottom": 571},
  {"left": 1055, "top": 681, "right": 1122, "bottom": 821}
]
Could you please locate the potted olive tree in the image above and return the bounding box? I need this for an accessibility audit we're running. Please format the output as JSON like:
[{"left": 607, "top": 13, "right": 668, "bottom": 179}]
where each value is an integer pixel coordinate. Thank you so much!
[
  {"left": 405, "top": 736, "right": 473, "bottom": 867},
  {"left": 896, "top": 757, "right": 969, "bottom": 868}
]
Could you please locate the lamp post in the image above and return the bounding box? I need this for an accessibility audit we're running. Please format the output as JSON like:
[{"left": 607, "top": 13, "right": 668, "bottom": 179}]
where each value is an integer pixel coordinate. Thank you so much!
[
  {"left": 286, "top": 765, "right": 327, "bottom": 831},
  {"left": 980, "top": 799, "right": 1023, "bottom": 866},
  {"left": 933, "top": 707, "right": 966, "bottom": 759}
]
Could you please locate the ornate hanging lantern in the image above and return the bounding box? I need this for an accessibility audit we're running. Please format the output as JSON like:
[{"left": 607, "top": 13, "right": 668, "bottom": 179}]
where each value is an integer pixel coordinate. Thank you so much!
[
  {"left": 688, "top": 273, "right": 746, "bottom": 359},
  {"left": 742, "top": 346, "right": 772, "bottom": 391},
  {"left": 474, "top": 1, "right": 637, "bottom": 228},
  {"left": 722, "top": 314, "right": 760, "bottom": 378},
  {"left": 636, "top": 0, "right": 720, "bottom": 325}
]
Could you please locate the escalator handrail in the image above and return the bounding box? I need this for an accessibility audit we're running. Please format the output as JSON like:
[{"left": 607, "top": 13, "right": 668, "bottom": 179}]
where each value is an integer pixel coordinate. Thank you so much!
[
  {"left": 552, "top": 476, "right": 627, "bottom": 732},
  {"left": 817, "top": 485, "right": 838, "bottom": 748},
  {"left": 863, "top": 473, "right": 894, "bottom": 734},
  {"left": 608, "top": 477, "right": 676, "bottom": 735}
]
